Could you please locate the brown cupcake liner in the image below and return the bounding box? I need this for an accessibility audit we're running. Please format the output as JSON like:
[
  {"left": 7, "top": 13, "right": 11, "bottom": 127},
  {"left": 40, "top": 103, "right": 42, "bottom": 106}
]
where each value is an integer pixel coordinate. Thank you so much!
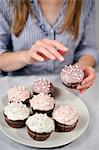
[
  {"left": 27, "top": 127, "right": 52, "bottom": 141},
  {"left": 22, "top": 98, "right": 31, "bottom": 107},
  {"left": 33, "top": 91, "right": 54, "bottom": 98},
  {"left": 4, "top": 113, "right": 27, "bottom": 128},
  {"left": 54, "top": 120, "right": 78, "bottom": 132},
  {"left": 9, "top": 96, "right": 32, "bottom": 107},
  {"left": 62, "top": 82, "right": 81, "bottom": 89},
  {"left": 32, "top": 104, "right": 55, "bottom": 117}
]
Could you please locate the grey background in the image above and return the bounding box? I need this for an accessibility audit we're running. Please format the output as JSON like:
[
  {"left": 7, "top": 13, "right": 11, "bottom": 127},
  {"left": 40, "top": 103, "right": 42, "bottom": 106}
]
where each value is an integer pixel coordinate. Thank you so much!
[
  {"left": 96, "top": 0, "right": 99, "bottom": 49},
  {"left": 95, "top": 0, "right": 99, "bottom": 71}
]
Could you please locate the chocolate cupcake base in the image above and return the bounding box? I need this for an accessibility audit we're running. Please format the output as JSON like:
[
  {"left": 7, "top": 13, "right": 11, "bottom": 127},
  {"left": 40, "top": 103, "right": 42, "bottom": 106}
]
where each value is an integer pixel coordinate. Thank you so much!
[
  {"left": 32, "top": 105, "right": 55, "bottom": 117},
  {"left": 62, "top": 82, "right": 81, "bottom": 89},
  {"left": 22, "top": 97, "right": 31, "bottom": 107},
  {"left": 4, "top": 113, "right": 27, "bottom": 128},
  {"left": 27, "top": 127, "right": 52, "bottom": 141},
  {"left": 33, "top": 92, "right": 54, "bottom": 97},
  {"left": 9, "top": 97, "right": 31, "bottom": 107},
  {"left": 54, "top": 120, "right": 78, "bottom": 132}
]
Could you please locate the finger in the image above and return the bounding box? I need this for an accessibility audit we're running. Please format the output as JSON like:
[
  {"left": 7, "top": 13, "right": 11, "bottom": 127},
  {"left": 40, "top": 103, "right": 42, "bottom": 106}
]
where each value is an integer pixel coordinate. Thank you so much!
[
  {"left": 47, "top": 46, "right": 65, "bottom": 61},
  {"left": 36, "top": 41, "right": 64, "bottom": 61},
  {"left": 58, "top": 50, "right": 65, "bottom": 55},
  {"left": 43, "top": 38, "right": 68, "bottom": 52},
  {"left": 81, "top": 73, "right": 96, "bottom": 85},
  {"left": 77, "top": 82, "right": 93, "bottom": 90},
  {"left": 37, "top": 47, "right": 56, "bottom": 60},
  {"left": 30, "top": 51, "right": 44, "bottom": 61},
  {"left": 79, "top": 89, "right": 86, "bottom": 94},
  {"left": 81, "top": 76, "right": 95, "bottom": 86},
  {"left": 31, "top": 43, "right": 56, "bottom": 60}
]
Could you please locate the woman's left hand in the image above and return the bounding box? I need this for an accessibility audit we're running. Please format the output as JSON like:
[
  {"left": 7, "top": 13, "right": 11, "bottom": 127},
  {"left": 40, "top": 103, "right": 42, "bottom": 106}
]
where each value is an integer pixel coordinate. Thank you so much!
[{"left": 76, "top": 65, "right": 96, "bottom": 93}]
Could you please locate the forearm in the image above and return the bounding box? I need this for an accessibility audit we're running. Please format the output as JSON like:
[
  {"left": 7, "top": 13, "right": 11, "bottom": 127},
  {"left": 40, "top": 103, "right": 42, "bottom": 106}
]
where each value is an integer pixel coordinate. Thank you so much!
[
  {"left": 77, "top": 54, "right": 96, "bottom": 67},
  {"left": 0, "top": 51, "right": 32, "bottom": 72}
]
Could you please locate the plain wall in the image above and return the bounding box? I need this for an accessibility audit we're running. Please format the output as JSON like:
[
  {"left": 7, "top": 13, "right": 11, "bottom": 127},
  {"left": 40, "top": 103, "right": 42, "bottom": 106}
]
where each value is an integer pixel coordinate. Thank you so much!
[
  {"left": 95, "top": 0, "right": 99, "bottom": 71},
  {"left": 96, "top": 0, "right": 99, "bottom": 49}
]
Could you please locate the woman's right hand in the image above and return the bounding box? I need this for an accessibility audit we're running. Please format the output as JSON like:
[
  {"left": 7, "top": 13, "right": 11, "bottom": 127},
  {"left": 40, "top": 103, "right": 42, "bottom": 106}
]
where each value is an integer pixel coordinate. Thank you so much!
[{"left": 25, "top": 39, "right": 68, "bottom": 64}]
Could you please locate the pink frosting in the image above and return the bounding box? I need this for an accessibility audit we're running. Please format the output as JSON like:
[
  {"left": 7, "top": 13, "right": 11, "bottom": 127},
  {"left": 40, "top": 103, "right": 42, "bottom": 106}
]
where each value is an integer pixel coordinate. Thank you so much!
[
  {"left": 60, "top": 65, "right": 84, "bottom": 84},
  {"left": 30, "top": 93, "right": 55, "bottom": 111},
  {"left": 53, "top": 105, "right": 78, "bottom": 125},
  {"left": 33, "top": 78, "right": 54, "bottom": 94},
  {"left": 7, "top": 85, "right": 30, "bottom": 103}
]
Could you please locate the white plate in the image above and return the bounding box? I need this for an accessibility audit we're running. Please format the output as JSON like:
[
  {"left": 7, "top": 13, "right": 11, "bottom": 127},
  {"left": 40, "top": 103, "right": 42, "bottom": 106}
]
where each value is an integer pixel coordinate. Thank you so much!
[{"left": 0, "top": 86, "right": 89, "bottom": 148}]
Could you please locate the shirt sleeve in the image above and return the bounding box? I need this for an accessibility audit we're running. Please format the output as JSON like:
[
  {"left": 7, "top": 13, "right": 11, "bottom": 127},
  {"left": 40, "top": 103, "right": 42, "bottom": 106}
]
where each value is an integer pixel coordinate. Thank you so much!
[
  {"left": 74, "top": 0, "right": 99, "bottom": 65},
  {"left": 0, "top": 0, "right": 12, "bottom": 55}
]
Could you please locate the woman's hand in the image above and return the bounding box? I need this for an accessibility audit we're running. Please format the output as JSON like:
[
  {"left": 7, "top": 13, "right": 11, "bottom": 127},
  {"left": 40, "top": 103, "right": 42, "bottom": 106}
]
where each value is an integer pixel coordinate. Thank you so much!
[
  {"left": 26, "top": 38, "right": 68, "bottom": 64},
  {"left": 76, "top": 65, "right": 96, "bottom": 93}
]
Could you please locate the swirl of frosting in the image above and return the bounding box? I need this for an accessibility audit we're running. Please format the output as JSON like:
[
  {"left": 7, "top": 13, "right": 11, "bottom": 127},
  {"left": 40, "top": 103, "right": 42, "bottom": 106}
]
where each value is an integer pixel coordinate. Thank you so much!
[
  {"left": 7, "top": 85, "right": 30, "bottom": 103},
  {"left": 60, "top": 65, "right": 84, "bottom": 84},
  {"left": 30, "top": 93, "right": 55, "bottom": 111},
  {"left": 32, "top": 78, "right": 54, "bottom": 94},
  {"left": 4, "top": 102, "right": 30, "bottom": 120},
  {"left": 26, "top": 113, "right": 55, "bottom": 133},
  {"left": 53, "top": 105, "right": 78, "bottom": 125}
]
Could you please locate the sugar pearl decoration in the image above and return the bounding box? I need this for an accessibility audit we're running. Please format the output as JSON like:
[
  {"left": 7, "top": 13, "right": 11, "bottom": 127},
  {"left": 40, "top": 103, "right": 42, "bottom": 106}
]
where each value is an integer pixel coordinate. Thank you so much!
[
  {"left": 33, "top": 78, "right": 53, "bottom": 94},
  {"left": 60, "top": 64, "right": 84, "bottom": 83}
]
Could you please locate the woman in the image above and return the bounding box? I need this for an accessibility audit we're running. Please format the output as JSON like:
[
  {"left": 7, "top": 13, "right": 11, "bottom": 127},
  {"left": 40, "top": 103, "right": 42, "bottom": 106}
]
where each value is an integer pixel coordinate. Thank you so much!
[{"left": 0, "top": 0, "right": 98, "bottom": 92}]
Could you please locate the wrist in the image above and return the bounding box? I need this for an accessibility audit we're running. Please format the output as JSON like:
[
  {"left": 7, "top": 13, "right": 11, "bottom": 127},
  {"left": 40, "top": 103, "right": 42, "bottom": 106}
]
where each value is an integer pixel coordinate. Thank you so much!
[
  {"left": 19, "top": 51, "right": 35, "bottom": 65},
  {"left": 77, "top": 55, "right": 95, "bottom": 68}
]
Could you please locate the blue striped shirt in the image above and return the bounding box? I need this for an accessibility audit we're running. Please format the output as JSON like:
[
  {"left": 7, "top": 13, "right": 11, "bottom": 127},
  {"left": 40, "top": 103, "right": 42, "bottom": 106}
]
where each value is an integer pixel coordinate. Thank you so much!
[{"left": 0, "top": 0, "right": 98, "bottom": 75}]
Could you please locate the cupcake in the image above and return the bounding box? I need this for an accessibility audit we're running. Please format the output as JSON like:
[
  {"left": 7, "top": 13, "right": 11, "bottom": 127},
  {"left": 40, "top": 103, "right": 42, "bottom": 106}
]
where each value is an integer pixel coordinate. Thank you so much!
[
  {"left": 3, "top": 102, "right": 30, "bottom": 128},
  {"left": 32, "top": 78, "right": 54, "bottom": 96},
  {"left": 30, "top": 93, "right": 55, "bottom": 117},
  {"left": 7, "top": 85, "right": 31, "bottom": 106},
  {"left": 60, "top": 64, "right": 84, "bottom": 89},
  {"left": 26, "top": 113, "right": 55, "bottom": 141},
  {"left": 53, "top": 105, "right": 78, "bottom": 132}
]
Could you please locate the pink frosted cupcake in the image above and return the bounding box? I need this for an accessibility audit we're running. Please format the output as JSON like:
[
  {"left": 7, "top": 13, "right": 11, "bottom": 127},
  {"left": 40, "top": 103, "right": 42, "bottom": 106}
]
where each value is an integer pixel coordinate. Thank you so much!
[
  {"left": 30, "top": 93, "right": 55, "bottom": 117},
  {"left": 32, "top": 78, "right": 54, "bottom": 96},
  {"left": 60, "top": 65, "right": 84, "bottom": 89},
  {"left": 7, "top": 85, "right": 31, "bottom": 106},
  {"left": 53, "top": 105, "right": 78, "bottom": 132}
]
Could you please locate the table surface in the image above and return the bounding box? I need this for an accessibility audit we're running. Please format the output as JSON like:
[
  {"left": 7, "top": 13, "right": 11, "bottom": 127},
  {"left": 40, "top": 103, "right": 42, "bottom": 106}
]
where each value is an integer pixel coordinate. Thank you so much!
[{"left": 0, "top": 74, "right": 99, "bottom": 150}]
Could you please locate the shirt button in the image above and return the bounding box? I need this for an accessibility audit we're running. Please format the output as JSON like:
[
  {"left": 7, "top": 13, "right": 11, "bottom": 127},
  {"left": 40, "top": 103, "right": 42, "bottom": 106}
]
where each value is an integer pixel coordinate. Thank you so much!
[{"left": 40, "top": 25, "right": 44, "bottom": 30}]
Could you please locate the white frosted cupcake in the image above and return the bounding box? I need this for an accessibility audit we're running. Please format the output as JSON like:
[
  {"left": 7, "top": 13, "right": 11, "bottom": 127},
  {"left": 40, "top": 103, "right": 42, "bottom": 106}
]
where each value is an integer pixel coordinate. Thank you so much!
[
  {"left": 4, "top": 102, "right": 30, "bottom": 128},
  {"left": 26, "top": 113, "right": 55, "bottom": 141},
  {"left": 7, "top": 85, "right": 31, "bottom": 106},
  {"left": 53, "top": 105, "right": 78, "bottom": 132},
  {"left": 32, "top": 78, "right": 54, "bottom": 96},
  {"left": 30, "top": 93, "right": 55, "bottom": 116}
]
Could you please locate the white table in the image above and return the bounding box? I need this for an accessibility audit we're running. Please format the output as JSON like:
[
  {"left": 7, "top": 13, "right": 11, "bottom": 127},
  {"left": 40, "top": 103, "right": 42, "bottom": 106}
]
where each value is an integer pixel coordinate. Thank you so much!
[{"left": 0, "top": 74, "right": 99, "bottom": 150}]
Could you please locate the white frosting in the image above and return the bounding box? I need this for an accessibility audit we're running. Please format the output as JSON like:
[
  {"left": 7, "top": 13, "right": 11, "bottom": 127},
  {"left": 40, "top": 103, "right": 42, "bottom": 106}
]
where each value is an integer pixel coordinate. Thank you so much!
[
  {"left": 26, "top": 113, "right": 55, "bottom": 133},
  {"left": 60, "top": 65, "right": 84, "bottom": 84},
  {"left": 7, "top": 85, "right": 30, "bottom": 103},
  {"left": 4, "top": 102, "right": 30, "bottom": 120},
  {"left": 30, "top": 93, "right": 55, "bottom": 111},
  {"left": 53, "top": 105, "right": 78, "bottom": 125},
  {"left": 33, "top": 78, "right": 54, "bottom": 94}
]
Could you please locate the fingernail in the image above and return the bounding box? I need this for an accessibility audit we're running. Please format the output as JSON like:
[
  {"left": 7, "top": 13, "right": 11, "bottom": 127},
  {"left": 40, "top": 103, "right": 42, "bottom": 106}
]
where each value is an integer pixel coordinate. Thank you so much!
[
  {"left": 41, "top": 58, "right": 44, "bottom": 61},
  {"left": 63, "top": 48, "right": 68, "bottom": 51},
  {"left": 60, "top": 57, "right": 64, "bottom": 61},
  {"left": 77, "top": 86, "right": 80, "bottom": 90},
  {"left": 80, "top": 89, "right": 84, "bottom": 94}
]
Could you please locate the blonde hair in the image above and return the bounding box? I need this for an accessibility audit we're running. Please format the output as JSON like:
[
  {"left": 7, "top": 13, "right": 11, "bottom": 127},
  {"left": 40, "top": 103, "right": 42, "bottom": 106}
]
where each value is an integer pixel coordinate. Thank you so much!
[{"left": 10, "top": 0, "right": 82, "bottom": 39}]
